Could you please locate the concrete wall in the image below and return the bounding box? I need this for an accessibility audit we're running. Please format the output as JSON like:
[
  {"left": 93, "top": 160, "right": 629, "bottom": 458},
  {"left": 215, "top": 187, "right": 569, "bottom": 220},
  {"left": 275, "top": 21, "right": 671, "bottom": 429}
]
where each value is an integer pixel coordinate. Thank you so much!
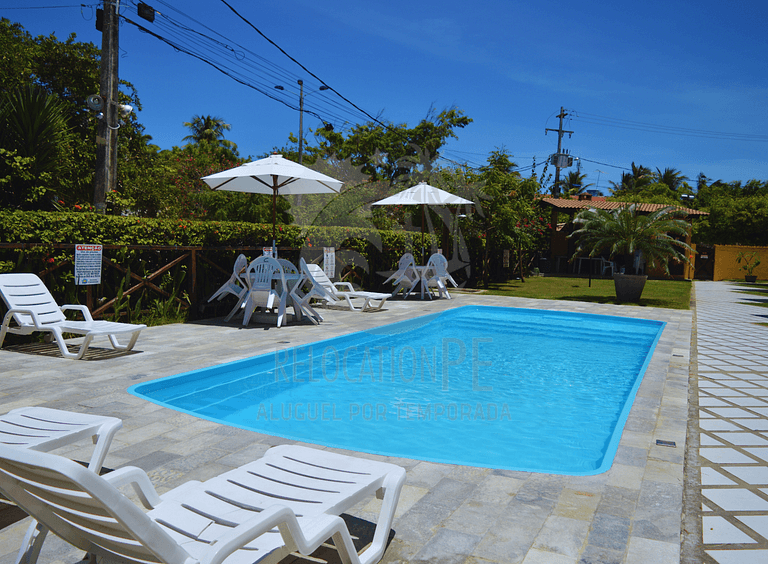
[{"left": 714, "top": 245, "right": 768, "bottom": 281}]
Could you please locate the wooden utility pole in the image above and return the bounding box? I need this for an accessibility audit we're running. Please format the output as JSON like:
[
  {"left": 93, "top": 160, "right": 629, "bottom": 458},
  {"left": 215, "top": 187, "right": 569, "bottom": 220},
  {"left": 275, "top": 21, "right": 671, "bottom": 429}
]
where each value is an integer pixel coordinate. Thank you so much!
[
  {"left": 545, "top": 107, "right": 573, "bottom": 198},
  {"left": 94, "top": 0, "right": 120, "bottom": 213}
]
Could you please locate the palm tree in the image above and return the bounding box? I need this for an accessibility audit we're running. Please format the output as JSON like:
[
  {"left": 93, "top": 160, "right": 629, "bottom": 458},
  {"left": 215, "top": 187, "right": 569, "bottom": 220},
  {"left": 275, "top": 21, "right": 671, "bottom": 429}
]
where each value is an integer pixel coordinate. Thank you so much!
[
  {"left": 559, "top": 171, "right": 593, "bottom": 197},
  {"left": 571, "top": 204, "right": 692, "bottom": 274},
  {"left": 0, "top": 85, "right": 72, "bottom": 209},
  {"left": 183, "top": 115, "right": 234, "bottom": 147},
  {"left": 569, "top": 204, "right": 694, "bottom": 301},
  {"left": 609, "top": 162, "right": 652, "bottom": 196},
  {"left": 655, "top": 167, "right": 688, "bottom": 193}
]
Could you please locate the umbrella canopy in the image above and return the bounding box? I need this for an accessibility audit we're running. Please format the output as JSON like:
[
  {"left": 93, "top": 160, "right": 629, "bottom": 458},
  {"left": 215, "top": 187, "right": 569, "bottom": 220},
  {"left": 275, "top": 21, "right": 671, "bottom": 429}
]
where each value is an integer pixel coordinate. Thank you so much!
[
  {"left": 371, "top": 182, "right": 473, "bottom": 207},
  {"left": 372, "top": 182, "right": 474, "bottom": 261},
  {"left": 201, "top": 154, "right": 343, "bottom": 249}
]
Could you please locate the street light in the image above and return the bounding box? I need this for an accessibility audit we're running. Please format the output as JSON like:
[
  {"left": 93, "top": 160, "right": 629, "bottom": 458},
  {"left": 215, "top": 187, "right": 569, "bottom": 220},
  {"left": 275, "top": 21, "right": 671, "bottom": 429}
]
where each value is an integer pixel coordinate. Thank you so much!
[{"left": 274, "top": 80, "right": 329, "bottom": 164}]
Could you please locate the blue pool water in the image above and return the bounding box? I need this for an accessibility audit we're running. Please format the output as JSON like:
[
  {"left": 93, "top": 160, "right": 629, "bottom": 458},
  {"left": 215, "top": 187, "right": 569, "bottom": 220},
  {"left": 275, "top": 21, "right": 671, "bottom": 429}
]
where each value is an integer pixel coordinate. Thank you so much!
[{"left": 129, "top": 306, "right": 665, "bottom": 475}]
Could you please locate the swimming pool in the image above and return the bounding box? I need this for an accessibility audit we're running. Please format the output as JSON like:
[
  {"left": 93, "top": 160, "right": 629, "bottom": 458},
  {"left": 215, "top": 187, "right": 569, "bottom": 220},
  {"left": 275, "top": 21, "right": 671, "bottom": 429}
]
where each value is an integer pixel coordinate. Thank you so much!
[{"left": 129, "top": 306, "right": 665, "bottom": 475}]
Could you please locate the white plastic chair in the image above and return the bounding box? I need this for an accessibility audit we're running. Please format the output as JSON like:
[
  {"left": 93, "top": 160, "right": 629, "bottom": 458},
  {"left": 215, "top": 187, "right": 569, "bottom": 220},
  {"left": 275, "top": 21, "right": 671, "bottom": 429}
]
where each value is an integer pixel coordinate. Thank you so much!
[
  {"left": 0, "top": 407, "right": 122, "bottom": 564},
  {"left": 0, "top": 444, "right": 405, "bottom": 564},
  {"left": 600, "top": 257, "right": 615, "bottom": 276},
  {"left": 421, "top": 253, "right": 458, "bottom": 299},
  {"left": 242, "top": 256, "right": 289, "bottom": 327},
  {"left": 208, "top": 254, "right": 248, "bottom": 302},
  {"left": 0, "top": 273, "right": 145, "bottom": 360},
  {"left": 384, "top": 253, "right": 420, "bottom": 299},
  {"left": 305, "top": 263, "right": 390, "bottom": 312}
]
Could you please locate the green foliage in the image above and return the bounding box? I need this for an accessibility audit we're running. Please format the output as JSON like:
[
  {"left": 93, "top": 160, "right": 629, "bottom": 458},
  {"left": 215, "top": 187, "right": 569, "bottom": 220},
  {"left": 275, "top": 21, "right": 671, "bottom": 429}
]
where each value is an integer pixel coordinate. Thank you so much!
[
  {"left": 311, "top": 107, "right": 472, "bottom": 185},
  {"left": 182, "top": 114, "right": 238, "bottom": 153},
  {"left": 559, "top": 171, "right": 593, "bottom": 197},
  {"left": 695, "top": 193, "right": 768, "bottom": 245},
  {"left": 0, "top": 18, "right": 145, "bottom": 211},
  {"left": 570, "top": 204, "right": 694, "bottom": 276},
  {"left": 736, "top": 251, "right": 761, "bottom": 276},
  {"left": 608, "top": 183, "right": 682, "bottom": 206},
  {"left": 0, "top": 86, "right": 74, "bottom": 209}
]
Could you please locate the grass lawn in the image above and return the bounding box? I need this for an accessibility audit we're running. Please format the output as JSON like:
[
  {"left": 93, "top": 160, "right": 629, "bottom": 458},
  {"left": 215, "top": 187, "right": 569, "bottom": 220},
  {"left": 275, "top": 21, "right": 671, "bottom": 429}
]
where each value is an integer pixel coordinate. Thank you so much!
[{"left": 482, "top": 276, "right": 692, "bottom": 310}]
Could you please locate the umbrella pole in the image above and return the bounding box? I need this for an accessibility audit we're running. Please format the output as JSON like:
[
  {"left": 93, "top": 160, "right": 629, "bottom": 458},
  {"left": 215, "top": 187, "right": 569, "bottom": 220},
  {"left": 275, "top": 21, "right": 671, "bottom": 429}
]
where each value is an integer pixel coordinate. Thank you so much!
[
  {"left": 421, "top": 204, "right": 426, "bottom": 263},
  {"left": 272, "top": 183, "right": 277, "bottom": 256}
]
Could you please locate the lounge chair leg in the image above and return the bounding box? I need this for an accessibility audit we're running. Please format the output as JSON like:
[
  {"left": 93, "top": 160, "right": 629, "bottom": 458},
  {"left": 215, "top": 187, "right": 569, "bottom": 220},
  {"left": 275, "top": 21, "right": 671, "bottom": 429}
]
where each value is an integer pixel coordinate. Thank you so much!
[
  {"left": 107, "top": 330, "right": 140, "bottom": 352},
  {"left": 15, "top": 521, "right": 47, "bottom": 564}
]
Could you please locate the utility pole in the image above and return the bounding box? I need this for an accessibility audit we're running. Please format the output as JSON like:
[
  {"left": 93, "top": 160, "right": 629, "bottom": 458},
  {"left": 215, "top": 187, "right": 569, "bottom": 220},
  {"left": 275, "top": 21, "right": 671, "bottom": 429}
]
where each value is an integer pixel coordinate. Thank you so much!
[
  {"left": 297, "top": 80, "right": 304, "bottom": 164},
  {"left": 545, "top": 107, "right": 574, "bottom": 198},
  {"left": 94, "top": 0, "right": 120, "bottom": 213}
]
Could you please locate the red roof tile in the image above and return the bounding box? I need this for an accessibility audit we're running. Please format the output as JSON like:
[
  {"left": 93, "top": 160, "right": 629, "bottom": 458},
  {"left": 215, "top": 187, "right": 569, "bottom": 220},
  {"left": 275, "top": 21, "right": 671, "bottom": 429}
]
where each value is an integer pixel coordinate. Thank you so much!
[{"left": 540, "top": 197, "right": 708, "bottom": 216}]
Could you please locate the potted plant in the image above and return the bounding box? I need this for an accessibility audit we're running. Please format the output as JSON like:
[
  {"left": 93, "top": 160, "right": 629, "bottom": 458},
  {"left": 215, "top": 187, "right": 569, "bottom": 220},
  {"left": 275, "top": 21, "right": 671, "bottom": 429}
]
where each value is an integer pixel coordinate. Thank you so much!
[
  {"left": 569, "top": 204, "right": 694, "bottom": 302},
  {"left": 736, "top": 251, "right": 761, "bottom": 283}
]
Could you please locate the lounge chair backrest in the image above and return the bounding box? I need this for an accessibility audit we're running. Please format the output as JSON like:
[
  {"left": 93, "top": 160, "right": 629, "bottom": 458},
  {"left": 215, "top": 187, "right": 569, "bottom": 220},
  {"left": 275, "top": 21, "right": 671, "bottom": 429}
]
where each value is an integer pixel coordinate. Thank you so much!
[
  {"left": 0, "top": 273, "right": 66, "bottom": 327},
  {"left": 304, "top": 262, "right": 338, "bottom": 297},
  {"left": 0, "top": 445, "right": 190, "bottom": 564}
]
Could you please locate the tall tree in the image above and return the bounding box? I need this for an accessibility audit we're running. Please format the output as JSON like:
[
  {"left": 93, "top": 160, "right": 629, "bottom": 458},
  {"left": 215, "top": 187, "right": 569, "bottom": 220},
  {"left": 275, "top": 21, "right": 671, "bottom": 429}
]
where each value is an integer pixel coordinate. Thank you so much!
[
  {"left": 655, "top": 167, "right": 689, "bottom": 193},
  {"left": 311, "top": 107, "right": 472, "bottom": 186},
  {"left": 560, "top": 170, "right": 593, "bottom": 197},
  {"left": 183, "top": 115, "right": 237, "bottom": 152},
  {"left": 609, "top": 162, "right": 652, "bottom": 196}
]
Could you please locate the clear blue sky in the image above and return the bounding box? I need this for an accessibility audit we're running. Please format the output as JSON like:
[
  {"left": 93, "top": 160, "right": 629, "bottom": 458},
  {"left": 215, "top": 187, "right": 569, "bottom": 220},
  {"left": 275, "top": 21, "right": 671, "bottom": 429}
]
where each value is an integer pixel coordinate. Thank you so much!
[{"left": 4, "top": 0, "right": 768, "bottom": 193}]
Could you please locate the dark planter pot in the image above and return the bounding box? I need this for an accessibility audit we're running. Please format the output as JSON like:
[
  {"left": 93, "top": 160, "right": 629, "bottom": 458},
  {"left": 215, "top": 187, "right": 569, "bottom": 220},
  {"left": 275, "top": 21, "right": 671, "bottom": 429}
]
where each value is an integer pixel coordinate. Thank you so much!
[
  {"left": 745, "top": 275, "right": 757, "bottom": 283},
  {"left": 614, "top": 273, "right": 648, "bottom": 303}
]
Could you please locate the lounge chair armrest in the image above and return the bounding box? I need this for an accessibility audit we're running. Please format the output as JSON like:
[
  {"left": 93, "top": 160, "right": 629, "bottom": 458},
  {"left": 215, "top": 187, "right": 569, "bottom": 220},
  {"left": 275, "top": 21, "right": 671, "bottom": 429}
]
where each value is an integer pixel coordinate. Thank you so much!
[
  {"left": 204, "top": 506, "right": 359, "bottom": 564},
  {"left": 3, "top": 307, "right": 43, "bottom": 327},
  {"left": 333, "top": 281, "right": 355, "bottom": 292},
  {"left": 103, "top": 466, "right": 162, "bottom": 508},
  {"left": 60, "top": 304, "right": 93, "bottom": 321}
]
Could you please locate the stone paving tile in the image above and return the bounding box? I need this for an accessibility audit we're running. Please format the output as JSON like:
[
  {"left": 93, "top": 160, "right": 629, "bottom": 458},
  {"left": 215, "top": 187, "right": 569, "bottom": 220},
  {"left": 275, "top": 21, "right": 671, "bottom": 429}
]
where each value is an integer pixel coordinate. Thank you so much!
[
  {"left": 0, "top": 292, "right": 693, "bottom": 564},
  {"left": 685, "top": 281, "right": 768, "bottom": 564}
]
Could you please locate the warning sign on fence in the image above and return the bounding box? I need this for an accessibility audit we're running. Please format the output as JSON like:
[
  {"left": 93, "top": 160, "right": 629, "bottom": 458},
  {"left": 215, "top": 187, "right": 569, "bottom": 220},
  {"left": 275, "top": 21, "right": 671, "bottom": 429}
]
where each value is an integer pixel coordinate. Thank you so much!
[{"left": 75, "top": 244, "right": 102, "bottom": 285}]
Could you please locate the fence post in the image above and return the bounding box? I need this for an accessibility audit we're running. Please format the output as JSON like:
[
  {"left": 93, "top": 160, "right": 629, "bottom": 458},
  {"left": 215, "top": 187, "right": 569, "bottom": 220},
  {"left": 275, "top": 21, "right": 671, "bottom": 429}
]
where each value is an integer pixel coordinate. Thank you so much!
[{"left": 189, "top": 248, "right": 198, "bottom": 320}]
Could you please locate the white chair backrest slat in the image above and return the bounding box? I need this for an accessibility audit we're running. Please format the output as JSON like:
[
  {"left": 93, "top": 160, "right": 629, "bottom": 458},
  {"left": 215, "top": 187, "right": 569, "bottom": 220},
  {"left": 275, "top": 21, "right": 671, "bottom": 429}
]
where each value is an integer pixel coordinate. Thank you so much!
[{"left": 0, "top": 273, "right": 66, "bottom": 326}]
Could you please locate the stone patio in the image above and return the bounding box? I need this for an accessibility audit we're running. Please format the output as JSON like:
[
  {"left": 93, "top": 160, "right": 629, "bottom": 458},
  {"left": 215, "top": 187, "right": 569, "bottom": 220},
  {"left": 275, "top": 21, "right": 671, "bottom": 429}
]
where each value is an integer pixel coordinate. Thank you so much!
[{"left": 0, "top": 291, "right": 693, "bottom": 564}]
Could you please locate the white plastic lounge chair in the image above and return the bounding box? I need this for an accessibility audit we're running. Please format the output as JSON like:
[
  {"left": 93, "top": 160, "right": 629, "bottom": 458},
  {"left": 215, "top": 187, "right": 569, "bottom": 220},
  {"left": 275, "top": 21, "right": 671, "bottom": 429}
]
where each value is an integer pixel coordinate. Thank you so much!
[
  {"left": 288, "top": 258, "right": 333, "bottom": 324},
  {"left": 0, "top": 273, "right": 145, "bottom": 360},
  {"left": 384, "top": 253, "right": 420, "bottom": 299},
  {"left": 305, "top": 263, "right": 390, "bottom": 312},
  {"left": 0, "top": 407, "right": 122, "bottom": 564},
  {"left": 208, "top": 254, "right": 248, "bottom": 316},
  {"left": 0, "top": 443, "right": 405, "bottom": 564},
  {"left": 421, "top": 253, "right": 458, "bottom": 299},
  {"left": 242, "top": 256, "right": 290, "bottom": 327},
  {"left": 0, "top": 406, "right": 121, "bottom": 471}
]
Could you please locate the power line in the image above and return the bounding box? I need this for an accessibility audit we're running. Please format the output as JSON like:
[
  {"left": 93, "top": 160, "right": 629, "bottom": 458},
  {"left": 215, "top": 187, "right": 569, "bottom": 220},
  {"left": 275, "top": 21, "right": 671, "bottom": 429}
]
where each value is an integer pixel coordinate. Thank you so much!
[
  {"left": 0, "top": 4, "right": 93, "bottom": 8},
  {"left": 578, "top": 158, "right": 629, "bottom": 171},
  {"left": 571, "top": 110, "right": 768, "bottom": 142}
]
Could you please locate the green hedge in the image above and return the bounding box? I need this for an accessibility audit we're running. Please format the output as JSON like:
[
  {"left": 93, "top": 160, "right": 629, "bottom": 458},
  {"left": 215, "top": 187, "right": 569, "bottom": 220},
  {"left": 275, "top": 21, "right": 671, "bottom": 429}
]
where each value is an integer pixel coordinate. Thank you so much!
[
  {"left": 0, "top": 210, "right": 432, "bottom": 252},
  {"left": 0, "top": 211, "right": 443, "bottom": 302}
]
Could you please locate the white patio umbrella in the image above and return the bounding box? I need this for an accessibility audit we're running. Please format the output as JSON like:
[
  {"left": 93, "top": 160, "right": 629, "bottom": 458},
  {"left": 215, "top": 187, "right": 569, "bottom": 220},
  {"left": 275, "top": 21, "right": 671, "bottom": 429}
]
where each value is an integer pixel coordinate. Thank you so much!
[
  {"left": 372, "top": 182, "right": 474, "bottom": 260},
  {"left": 201, "top": 154, "right": 343, "bottom": 251}
]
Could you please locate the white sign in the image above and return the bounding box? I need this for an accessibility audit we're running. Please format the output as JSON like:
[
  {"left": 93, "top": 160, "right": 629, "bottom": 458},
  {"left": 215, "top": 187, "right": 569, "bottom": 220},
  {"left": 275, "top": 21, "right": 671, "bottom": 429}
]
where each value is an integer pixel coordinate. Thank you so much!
[
  {"left": 262, "top": 247, "right": 275, "bottom": 258},
  {"left": 324, "top": 247, "right": 335, "bottom": 279},
  {"left": 75, "top": 244, "right": 103, "bottom": 285}
]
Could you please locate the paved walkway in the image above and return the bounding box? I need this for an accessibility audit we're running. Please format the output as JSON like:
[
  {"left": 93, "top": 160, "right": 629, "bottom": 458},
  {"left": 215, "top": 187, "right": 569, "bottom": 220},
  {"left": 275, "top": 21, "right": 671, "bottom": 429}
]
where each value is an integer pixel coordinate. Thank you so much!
[
  {"left": 0, "top": 292, "right": 693, "bottom": 564},
  {"left": 690, "top": 281, "right": 768, "bottom": 563}
]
